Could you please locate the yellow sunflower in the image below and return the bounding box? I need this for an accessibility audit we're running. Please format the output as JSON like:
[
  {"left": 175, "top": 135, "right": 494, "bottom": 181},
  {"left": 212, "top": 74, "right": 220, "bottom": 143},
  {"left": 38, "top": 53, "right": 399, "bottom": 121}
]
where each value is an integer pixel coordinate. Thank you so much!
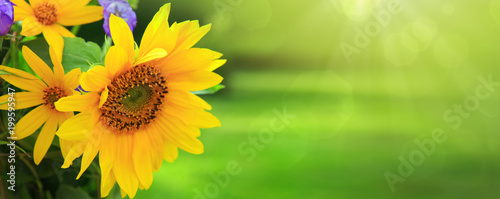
[
  {"left": 54, "top": 3, "right": 225, "bottom": 198},
  {"left": 0, "top": 45, "right": 81, "bottom": 165},
  {"left": 11, "top": 0, "right": 103, "bottom": 59}
]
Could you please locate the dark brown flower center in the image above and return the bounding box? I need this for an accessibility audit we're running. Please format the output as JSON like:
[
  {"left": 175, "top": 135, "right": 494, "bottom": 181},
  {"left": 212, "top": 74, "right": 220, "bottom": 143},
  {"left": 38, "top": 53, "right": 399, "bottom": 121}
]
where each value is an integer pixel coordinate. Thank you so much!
[
  {"left": 43, "top": 86, "right": 67, "bottom": 110},
  {"left": 100, "top": 65, "right": 168, "bottom": 133},
  {"left": 34, "top": 3, "right": 58, "bottom": 25}
]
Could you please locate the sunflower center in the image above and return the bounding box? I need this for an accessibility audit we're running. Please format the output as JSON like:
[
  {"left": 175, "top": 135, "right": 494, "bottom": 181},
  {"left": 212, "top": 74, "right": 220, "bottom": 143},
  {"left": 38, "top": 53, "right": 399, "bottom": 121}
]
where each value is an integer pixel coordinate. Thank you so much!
[
  {"left": 43, "top": 87, "right": 67, "bottom": 110},
  {"left": 34, "top": 3, "right": 58, "bottom": 25},
  {"left": 100, "top": 64, "right": 168, "bottom": 133}
]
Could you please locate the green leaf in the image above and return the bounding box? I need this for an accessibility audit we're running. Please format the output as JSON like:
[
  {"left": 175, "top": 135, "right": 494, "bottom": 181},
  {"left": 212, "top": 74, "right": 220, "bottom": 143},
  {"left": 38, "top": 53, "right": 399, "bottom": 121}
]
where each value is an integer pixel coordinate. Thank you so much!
[
  {"left": 56, "top": 185, "right": 93, "bottom": 199},
  {"left": 191, "top": 84, "right": 226, "bottom": 95},
  {"left": 0, "top": 140, "right": 30, "bottom": 157},
  {"left": 62, "top": 37, "right": 103, "bottom": 72},
  {"left": 128, "top": 0, "right": 139, "bottom": 9}
]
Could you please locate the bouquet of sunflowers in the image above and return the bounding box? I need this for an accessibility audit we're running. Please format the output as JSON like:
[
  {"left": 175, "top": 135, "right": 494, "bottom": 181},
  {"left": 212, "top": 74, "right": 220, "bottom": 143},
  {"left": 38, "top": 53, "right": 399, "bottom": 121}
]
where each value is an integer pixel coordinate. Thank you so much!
[{"left": 0, "top": 0, "right": 225, "bottom": 198}]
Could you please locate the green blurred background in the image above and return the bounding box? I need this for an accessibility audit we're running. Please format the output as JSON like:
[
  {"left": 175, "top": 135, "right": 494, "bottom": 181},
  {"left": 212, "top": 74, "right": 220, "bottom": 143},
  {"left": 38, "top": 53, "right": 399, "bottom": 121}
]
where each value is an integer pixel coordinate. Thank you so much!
[{"left": 78, "top": 0, "right": 500, "bottom": 198}]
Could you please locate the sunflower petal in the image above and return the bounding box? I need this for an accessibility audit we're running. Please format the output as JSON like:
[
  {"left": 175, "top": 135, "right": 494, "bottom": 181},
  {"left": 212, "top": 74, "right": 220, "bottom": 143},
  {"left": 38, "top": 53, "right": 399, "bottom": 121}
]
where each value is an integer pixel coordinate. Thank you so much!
[
  {"left": 0, "top": 92, "right": 44, "bottom": 110},
  {"left": 12, "top": 0, "right": 33, "bottom": 21},
  {"left": 134, "top": 48, "right": 167, "bottom": 66},
  {"left": 55, "top": 92, "right": 99, "bottom": 112},
  {"left": 76, "top": 126, "right": 102, "bottom": 179},
  {"left": 20, "top": 16, "right": 43, "bottom": 36},
  {"left": 101, "top": 170, "right": 116, "bottom": 197},
  {"left": 63, "top": 68, "right": 81, "bottom": 93},
  {"left": 99, "top": 131, "right": 116, "bottom": 181},
  {"left": 156, "top": 114, "right": 204, "bottom": 154},
  {"left": 42, "top": 27, "right": 64, "bottom": 61},
  {"left": 33, "top": 116, "right": 58, "bottom": 165},
  {"left": 50, "top": 24, "right": 75, "bottom": 37},
  {"left": 163, "top": 141, "right": 178, "bottom": 162},
  {"left": 105, "top": 46, "right": 129, "bottom": 76},
  {"left": 167, "top": 89, "right": 212, "bottom": 110},
  {"left": 160, "top": 48, "right": 222, "bottom": 74},
  {"left": 57, "top": 6, "right": 103, "bottom": 26},
  {"left": 99, "top": 86, "right": 108, "bottom": 108},
  {"left": 56, "top": 110, "right": 98, "bottom": 141},
  {"left": 165, "top": 104, "right": 221, "bottom": 128},
  {"left": 49, "top": 46, "right": 65, "bottom": 86},
  {"left": 23, "top": 46, "right": 57, "bottom": 86},
  {"left": 109, "top": 14, "right": 135, "bottom": 63},
  {"left": 13, "top": 105, "right": 51, "bottom": 140},
  {"left": 133, "top": 132, "right": 154, "bottom": 189},
  {"left": 168, "top": 70, "right": 223, "bottom": 91},
  {"left": 113, "top": 134, "right": 138, "bottom": 198},
  {"left": 80, "top": 65, "right": 111, "bottom": 92},
  {"left": 61, "top": 141, "right": 86, "bottom": 168}
]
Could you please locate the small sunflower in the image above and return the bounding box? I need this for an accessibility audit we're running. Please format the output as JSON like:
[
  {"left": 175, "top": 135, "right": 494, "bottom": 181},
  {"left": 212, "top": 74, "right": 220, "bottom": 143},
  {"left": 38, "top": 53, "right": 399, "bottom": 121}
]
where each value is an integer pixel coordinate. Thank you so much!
[
  {"left": 11, "top": 0, "right": 103, "bottom": 59},
  {"left": 0, "top": 45, "right": 81, "bottom": 164},
  {"left": 54, "top": 3, "right": 225, "bottom": 198}
]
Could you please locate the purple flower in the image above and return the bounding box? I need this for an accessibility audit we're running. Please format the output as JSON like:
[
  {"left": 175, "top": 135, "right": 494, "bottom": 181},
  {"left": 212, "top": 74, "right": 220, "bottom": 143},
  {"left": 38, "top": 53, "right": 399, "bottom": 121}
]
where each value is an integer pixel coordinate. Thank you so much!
[
  {"left": 0, "top": 0, "right": 14, "bottom": 36},
  {"left": 98, "top": 0, "right": 137, "bottom": 37}
]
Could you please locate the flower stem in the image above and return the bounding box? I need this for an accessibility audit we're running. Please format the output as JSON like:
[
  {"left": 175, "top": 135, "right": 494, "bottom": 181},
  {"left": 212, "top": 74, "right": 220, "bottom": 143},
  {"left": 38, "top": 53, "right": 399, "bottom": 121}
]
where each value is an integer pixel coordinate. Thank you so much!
[
  {"left": 71, "top": 25, "right": 81, "bottom": 36},
  {"left": 20, "top": 155, "right": 44, "bottom": 199}
]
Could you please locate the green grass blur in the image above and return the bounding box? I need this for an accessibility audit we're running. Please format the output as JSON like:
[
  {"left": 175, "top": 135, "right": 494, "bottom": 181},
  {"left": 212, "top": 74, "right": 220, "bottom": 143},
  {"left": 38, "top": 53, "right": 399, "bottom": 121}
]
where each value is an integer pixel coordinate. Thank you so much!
[{"left": 96, "top": 0, "right": 500, "bottom": 198}]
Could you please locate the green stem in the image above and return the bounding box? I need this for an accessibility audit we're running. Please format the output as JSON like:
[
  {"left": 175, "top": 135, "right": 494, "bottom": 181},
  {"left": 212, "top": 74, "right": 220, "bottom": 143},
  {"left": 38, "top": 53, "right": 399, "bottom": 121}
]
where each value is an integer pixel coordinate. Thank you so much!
[
  {"left": 1, "top": 48, "right": 10, "bottom": 65},
  {"left": 20, "top": 155, "right": 44, "bottom": 199},
  {"left": 71, "top": 25, "right": 81, "bottom": 36},
  {"left": 8, "top": 38, "right": 18, "bottom": 69}
]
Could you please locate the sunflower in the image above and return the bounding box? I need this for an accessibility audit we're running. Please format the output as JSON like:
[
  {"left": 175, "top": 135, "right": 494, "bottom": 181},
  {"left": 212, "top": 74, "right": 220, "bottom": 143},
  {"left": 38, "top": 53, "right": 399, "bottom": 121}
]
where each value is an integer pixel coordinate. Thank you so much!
[
  {"left": 11, "top": 0, "right": 103, "bottom": 59},
  {"left": 0, "top": 45, "right": 81, "bottom": 164},
  {"left": 54, "top": 3, "right": 225, "bottom": 198}
]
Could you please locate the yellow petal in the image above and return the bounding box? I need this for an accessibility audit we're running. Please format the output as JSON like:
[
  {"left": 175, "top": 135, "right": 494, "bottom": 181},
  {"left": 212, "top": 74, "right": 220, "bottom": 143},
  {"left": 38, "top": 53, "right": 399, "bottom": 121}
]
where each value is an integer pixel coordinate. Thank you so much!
[
  {"left": 80, "top": 65, "right": 111, "bottom": 92},
  {"left": 61, "top": 141, "right": 86, "bottom": 168},
  {"left": 112, "top": 133, "right": 138, "bottom": 198},
  {"left": 63, "top": 68, "right": 81, "bottom": 93},
  {"left": 49, "top": 45, "right": 65, "bottom": 86},
  {"left": 57, "top": 6, "right": 103, "bottom": 26},
  {"left": 138, "top": 4, "right": 175, "bottom": 58},
  {"left": 156, "top": 114, "right": 204, "bottom": 154},
  {"left": 145, "top": 125, "right": 165, "bottom": 171},
  {"left": 109, "top": 14, "right": 135, "bottom": 63},
  {"left": 1, "top": 75, "right": 46, "bottom": 92},
  {"left": 165, "top": 104, "right": 221, "bottom": 129},
  {"left": 77, "top": 127, "right": 103, "bottom": 179},
  {"left": 13, "top": 105, "right": 51, "bottom": 140},
  {"left": 163, "top": 141, "right": 178, "bottom": 162},
  {"left": 0, "top": 92, "right": 44, "bottom": 110},
  {"left": 42, "top": 27, "right": 64, "bottom": 61},
  {"left": 99, "top": 86, "right": 108, "bottom": 108},
  {"left": 105, "top": 46, "right": 129, "bottom": 76},
  {"left": 56, "top": 110, "right": 98, "bottom": 141},
  {"left": 22, "top": 46, "right": 57, "bottom": 86},
  {"left": 99, "top": 131, "right": 116, "bottom": 181},
  {"left": 160, "top": 48, "right": 222, "bottom": 74},
  {"left": 172, "top": 21, "right": 211, "bottom": 51},
  {"left": 132, "top": 132, "right": 154, "bottom": 189},
  {"left": 50, "top": 24, "right": 75, "bottom": 37},
  {"left": 209, "top": 59, "right": 226, "bottom": 71},
  {"left": 12, "top": 0, "right": 33, "bottom": 21},
  {"left": 101, "top": 170, "right": 116, "bottom": 197},
  {"left": 167, "top": 89, "right": 211, "bottom": 110},
  {"left": 134, "top": 48, "right": 168, "bottom": 66},
  {"left": 56, "top": 0, "right": 91, "bottom": 13},
  {"left": 55, "top": 92, "right": 99, "bottom": 112},
  {"left": 0, "top": 65, "right": 38, "bottom": 80},
  {"left": 168, "top": 70, "right": 223, "bottom": 91},
  {"left": 20, "top": 16, "right": 43, "bottom": 36},
  {"left": 33, "top": 116, "right": 58, "bottom": 165}
]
